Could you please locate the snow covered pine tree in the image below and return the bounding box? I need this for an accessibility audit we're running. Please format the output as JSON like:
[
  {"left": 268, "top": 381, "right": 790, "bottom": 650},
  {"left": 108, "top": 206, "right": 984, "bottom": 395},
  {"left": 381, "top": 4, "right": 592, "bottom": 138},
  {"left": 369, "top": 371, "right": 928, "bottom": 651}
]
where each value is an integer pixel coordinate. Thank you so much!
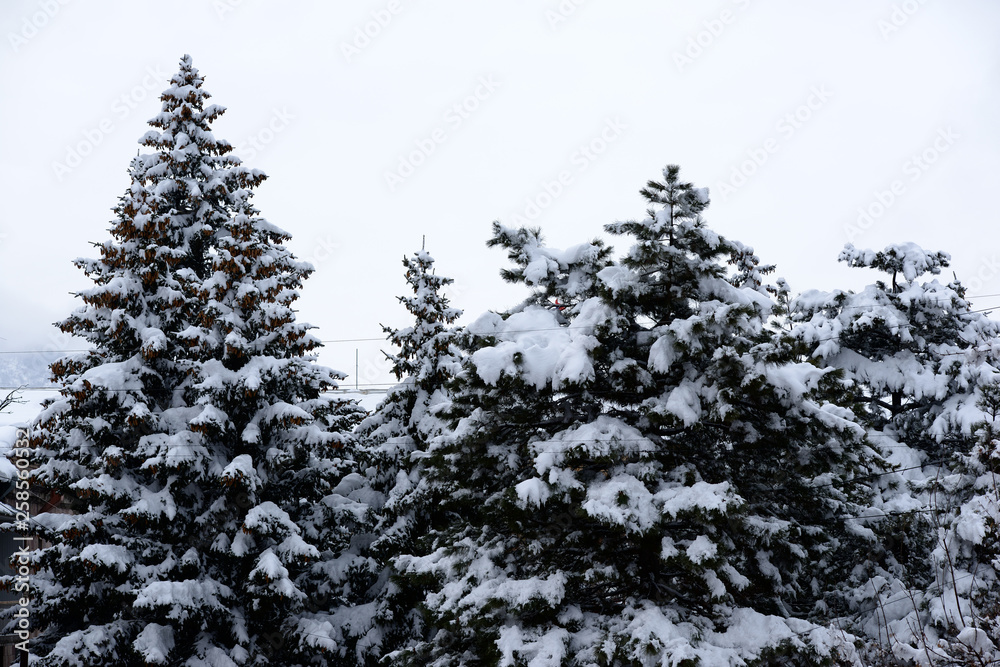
[
  {"left": 13, "top": 56, "right": 367, "bottom": 666},
  {"left": 356, "top": 247, "right": 463, "bottom": 660},
  {"left": 393, "top": 165, "right": 881, "bottom": 665},
  {"left": 790, "top": 243, "right": 1000, "bottom": 663}
]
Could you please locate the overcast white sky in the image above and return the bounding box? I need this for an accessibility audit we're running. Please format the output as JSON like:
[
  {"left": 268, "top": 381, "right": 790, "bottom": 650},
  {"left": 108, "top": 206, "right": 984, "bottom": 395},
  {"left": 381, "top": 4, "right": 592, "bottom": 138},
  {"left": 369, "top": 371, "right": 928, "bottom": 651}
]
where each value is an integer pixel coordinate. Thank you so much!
[{"left": 1, "top": 1, "right": 998, "bottom": 389}]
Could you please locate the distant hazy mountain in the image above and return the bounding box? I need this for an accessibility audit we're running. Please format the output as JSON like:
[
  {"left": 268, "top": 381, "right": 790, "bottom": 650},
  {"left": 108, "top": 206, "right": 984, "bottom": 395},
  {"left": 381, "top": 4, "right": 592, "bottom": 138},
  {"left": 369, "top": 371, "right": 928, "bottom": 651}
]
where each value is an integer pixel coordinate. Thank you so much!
[{"left": 0, "top": 352, "right": 58, "bottom": 388}]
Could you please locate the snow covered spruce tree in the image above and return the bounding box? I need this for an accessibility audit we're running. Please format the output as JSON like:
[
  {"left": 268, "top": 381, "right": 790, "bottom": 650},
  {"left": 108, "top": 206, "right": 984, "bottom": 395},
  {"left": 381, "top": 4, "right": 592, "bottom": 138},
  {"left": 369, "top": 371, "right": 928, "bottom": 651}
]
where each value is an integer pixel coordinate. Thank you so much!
[
  {"left": 789, "top": 244, "right": 1000, "bottom": 663},
  {"left": 791, "top": 243, "right": 1000, "bottom": 457},
  {"left": 19, "top": 56, "right": 367, "bottom": 666},
  {"left": 392, "top": 166, "right": 879, "bottom": 665},
  {"left": 355, "top": 247, "right": 463, "bottom": 660}
]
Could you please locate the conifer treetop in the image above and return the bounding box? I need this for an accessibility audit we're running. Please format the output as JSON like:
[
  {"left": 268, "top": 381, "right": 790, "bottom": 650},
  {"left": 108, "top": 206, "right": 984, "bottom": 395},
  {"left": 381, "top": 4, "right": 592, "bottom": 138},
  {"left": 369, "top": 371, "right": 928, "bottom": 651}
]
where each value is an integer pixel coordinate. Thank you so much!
[
  {"left": 600, "top": 164, "right": 773, "bottom": 326},
  {"left": 383, "top": 248, "right": 462, "bottom": 385},
  {"left": 605, "top": 163, "right": 711, "bottom": 245},
  {"left": 488, "top": 221, "right": 612, "bottom": 313},
  {"left": 144, "top": 53, "right": 231, "bottom": 157},
  {"left": 839, "top": 242, "right": 950, "bottom": 290}
]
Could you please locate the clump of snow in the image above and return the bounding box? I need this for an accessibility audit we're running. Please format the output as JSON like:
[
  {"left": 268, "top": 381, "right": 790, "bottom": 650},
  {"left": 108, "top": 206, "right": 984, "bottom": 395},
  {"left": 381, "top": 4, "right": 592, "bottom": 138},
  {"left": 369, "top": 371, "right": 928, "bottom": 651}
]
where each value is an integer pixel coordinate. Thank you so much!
[
  {"left": 133, "top": 623, "right": 175, "bottom": 664},
  {"left": 77, "top": 544, "right": 133, "bottom": 573},
  {"left": 471, "top": 303, "right": 606, "bottom": 390},
  {"left": 515, "top": 477, "right": 551, "bottom": 508}
]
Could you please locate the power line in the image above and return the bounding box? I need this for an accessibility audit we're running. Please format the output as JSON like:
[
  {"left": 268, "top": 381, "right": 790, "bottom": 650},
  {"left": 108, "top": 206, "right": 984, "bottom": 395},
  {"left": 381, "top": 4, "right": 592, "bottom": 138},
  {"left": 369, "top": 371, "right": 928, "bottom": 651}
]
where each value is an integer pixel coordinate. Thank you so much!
[
  {"left": 0, "top": 349, "right": 91, "bottom": 355},
  {"left": 0, "top": 383, "right": 396, "bottom": 392},
  {"left": 320, "top": 336, "right": 385, "bottom": 343}
]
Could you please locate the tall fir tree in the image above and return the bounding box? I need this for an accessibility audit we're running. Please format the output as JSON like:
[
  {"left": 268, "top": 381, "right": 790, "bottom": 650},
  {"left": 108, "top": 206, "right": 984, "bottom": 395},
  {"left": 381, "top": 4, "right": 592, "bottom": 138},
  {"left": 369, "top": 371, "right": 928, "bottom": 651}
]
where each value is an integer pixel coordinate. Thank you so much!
[
  {"left": 356, "top": 247, "right": 463, "bottom": 661},
  {"left": 392, "top": 166, "right": 876, "bottom": 665},
  {"left": 15, "top": 56, "right": 366, "bottom": 666}
]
